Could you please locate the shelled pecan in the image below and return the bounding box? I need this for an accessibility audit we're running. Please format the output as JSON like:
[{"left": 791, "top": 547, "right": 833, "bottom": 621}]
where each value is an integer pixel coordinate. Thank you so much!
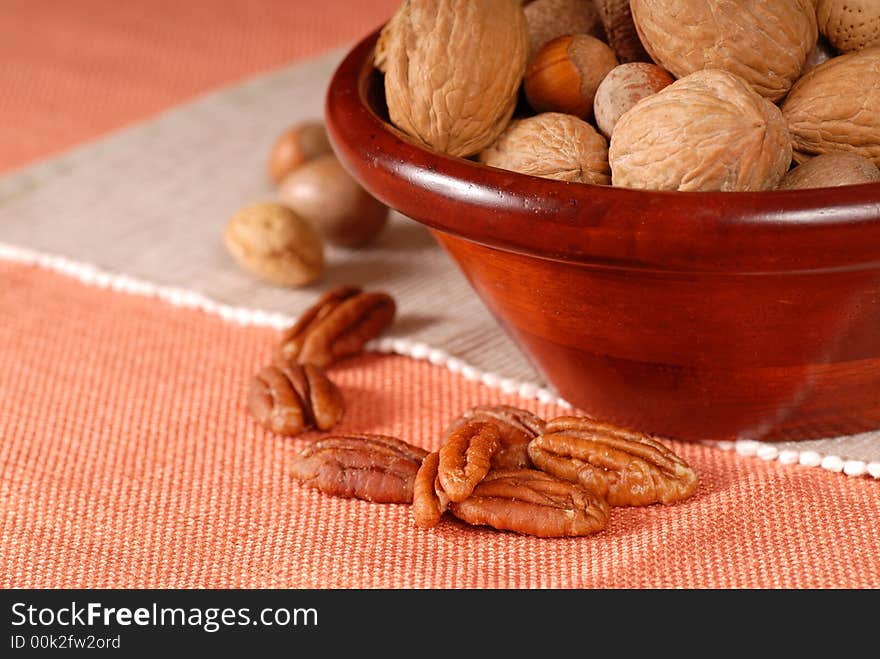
[
  {"left": 291, "top": 434, "right": 428, "bottom": 503},
  {"left": 438, "top": 421, "right": 501, "bottom": 502},
  {"left": 444, "top": 405, "right": 545, "bottom": 470},
  {"left": 412, "top": 452, "right": 449, "bottom": 528},
  {"left": 248, "top": 361, "right": 344, "bottom": 435},
  {"left": 528, "top": 416, "right": 698, "bottom": 506},
  {"left": 277, "top": 285, "right": 396, "bottom": 367},
  {"left": 448, "top": 469, "right": 609, "bottom": 537}
]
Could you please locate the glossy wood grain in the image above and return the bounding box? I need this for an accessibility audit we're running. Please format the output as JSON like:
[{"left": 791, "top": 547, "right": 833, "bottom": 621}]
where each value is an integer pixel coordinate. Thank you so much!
[{"left": 325, "top": 31, "right": 880, "bottom": 441}]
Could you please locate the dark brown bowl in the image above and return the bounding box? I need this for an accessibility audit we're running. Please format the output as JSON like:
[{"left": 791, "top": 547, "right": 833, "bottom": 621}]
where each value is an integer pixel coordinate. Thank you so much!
[{"left": 325, "top": 31, "right": 880, "bottom": 441}]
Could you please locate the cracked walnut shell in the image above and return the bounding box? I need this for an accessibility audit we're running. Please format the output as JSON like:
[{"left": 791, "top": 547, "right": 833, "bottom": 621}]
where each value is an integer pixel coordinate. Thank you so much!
[
  {"left": 377, "top": 0, "right": 528, "bottom": 158},
  {"left": 480, "top": 112, "right": 611, "bottom": 184},
  {"left": 630, "top": 0, "right": 817, "bottom": 101},
  {"left": 782, "top": 48, "right": 880, "bottom": 167},
  {"left": 609, "top": 69, "right": 792, "bottom": 191}
]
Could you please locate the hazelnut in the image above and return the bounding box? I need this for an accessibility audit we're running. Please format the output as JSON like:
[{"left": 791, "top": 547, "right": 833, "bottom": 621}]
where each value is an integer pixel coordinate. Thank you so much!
[
  {"left": 593, "top": 62, "right": 674, "bottom": 139},
  {"left": 480, "top": 112, "right": 610, "bottom": 184},
  {"left": 524, "top": 0, "right": 605, "bottom": 60},
  {"left": 779, "top": 152, "right": 880, "bottom": 189},
  {"left": 267, "top": 121, "right": 332, "bottom": 185},
  {"left": 524, "top": 34, "right": 618, "bottom": 119},
  {"left": 279, "top": 154, "right": 389, "bottom": 248},
  {"left": 224, "top": 202, "right": 324, "bottom": 287}
]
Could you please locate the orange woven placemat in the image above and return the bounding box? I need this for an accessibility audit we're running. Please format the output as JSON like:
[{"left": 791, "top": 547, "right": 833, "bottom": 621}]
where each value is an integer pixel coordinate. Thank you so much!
[
  {"left": 2, "top": 261, "right": 878, "bottom": 588},
  {"left": 0, "top": 0, "right": 398, "bottom": 173}
]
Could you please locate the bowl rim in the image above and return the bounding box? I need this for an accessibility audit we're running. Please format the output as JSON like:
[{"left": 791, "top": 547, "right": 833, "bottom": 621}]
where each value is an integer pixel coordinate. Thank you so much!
[{"left": 326, "top": 30, "right": 880, "bottom": 273}]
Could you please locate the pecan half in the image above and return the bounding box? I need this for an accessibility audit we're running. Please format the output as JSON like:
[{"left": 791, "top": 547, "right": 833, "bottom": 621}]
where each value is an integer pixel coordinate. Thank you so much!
[
  {"left": 412, "top": 452, "right": 449, "bottom": 529},
  {"left": 291, "top": 434, "right": 428, "bottom": 503},
  {"left": 438, "top": 421, "right": 501, "bottom": 503},
  {"left": 528, "top": 416, "right": 698, "bottom": 506},
  {"left": 277, "top": 285, "right": 396, "bottom": 367},
  {"left": 247, "top": 361, "right": 344, "bottom": 435},
  {"left": 444, "top": 405, "right": 546, "bottom": 470},
  {"left": 448, "top": 469, "right": 609, "bottom": 538}
]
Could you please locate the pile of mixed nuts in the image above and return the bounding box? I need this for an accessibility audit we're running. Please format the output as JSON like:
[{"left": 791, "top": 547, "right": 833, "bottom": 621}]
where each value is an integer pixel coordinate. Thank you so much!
[
  {"left": 249, "top": 286, "right": 698, "bottom": 538},
  {"left": 224, "top": 120, "right": 391, "bottom": 288},
  {"left": 377, "top": 0, "right": 879, "bottom": 191}
]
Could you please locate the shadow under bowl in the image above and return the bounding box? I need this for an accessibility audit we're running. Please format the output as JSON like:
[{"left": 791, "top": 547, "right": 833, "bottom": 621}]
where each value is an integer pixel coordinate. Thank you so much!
[{"left": 325, "top": 30, "right": 880, "bottom": 442}]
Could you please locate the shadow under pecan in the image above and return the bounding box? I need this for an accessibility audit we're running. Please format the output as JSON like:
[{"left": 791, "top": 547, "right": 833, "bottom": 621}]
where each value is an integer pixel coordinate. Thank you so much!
[
  {"left": 248, "top": 361, "right": 344, "bottom": 435},
  {"left": 438, "top": 421, "right": 501, "bottom": 502},
  {"left": 528, "top": 416, "right": 699, "bottom": 506},
  {"left": 444, "top": 405, "right": 546, "bottom": 470},
  {"left": 448, "top": 469, "right": 609, "bottom": 538},
  {"left": 291, "top": 434, "right": 428, "bottom": 503},
  {"left": 277, "top": 285, "right": 396, "bottom": 368}
]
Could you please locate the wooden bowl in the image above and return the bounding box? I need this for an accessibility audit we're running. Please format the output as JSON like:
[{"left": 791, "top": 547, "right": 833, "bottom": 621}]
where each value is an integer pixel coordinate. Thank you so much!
[{"left": 325, "top": 31, "right": 880, "bottom": 441}]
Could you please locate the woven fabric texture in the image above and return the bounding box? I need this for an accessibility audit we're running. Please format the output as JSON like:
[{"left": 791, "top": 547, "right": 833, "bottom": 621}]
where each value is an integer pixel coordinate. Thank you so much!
[
  {"left": 2, "top": 262, "right": 878, "bottom": 589},
  {"left": 2, "top": 1, "right": 878, "bottom": 589},
  {"left": 0, "top": 0, "right": 399, "bottom": 173}
]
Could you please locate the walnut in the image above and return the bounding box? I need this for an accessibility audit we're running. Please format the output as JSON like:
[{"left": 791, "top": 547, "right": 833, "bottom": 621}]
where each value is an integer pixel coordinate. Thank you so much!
[
  {"left": 779, "top": 152, "right": 880, "bottom": 189},
  {"left": 782, "top": 48, "right": 880, "bottom": 167},
  {"left": 377, "top": 0, "right": 529, "bottom": 158},
  {"left": 817, "top": 0, "right": 880, "bottom": 53},
  {"left": 630, "top": 0, "right": 817, "bottom": 101},
  {"left": 609, "top": 69, "right": 792, "bottom": 191},
  {"left": 480, "top": 112, "right": 611, "bottom": 184}
]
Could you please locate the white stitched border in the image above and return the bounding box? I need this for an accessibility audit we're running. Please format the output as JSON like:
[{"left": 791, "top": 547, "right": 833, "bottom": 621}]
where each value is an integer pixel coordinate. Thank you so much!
[{"left": 2, "top": 240, "right": 877, "bottom": 480}]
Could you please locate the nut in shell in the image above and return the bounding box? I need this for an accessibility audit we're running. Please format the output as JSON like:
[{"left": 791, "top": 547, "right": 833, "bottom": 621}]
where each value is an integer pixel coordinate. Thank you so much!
[
  {"left": 630, "top": 0, "right": 817, "bottom": 101},
  {"left": 593, "top": 62, "right": 674, "bottom": 139},
  {"left": 480, "top": 112, "right": 611, "bottom": 184},
  {"left": 224, "top": 202, "right": 324, "bottom": 287},
  {"left": 609, "top": 69, "right": 792, "bottom": 191},
  {"left": 524, "top": 0, "right": 605, "bottom": 60},
  {"left": 378, "top": 0, "right": 528, "bottom": 157},
  {"left": 817, "top": 0, "right": 880, "bottom": 53},
  {"left": 524, "top": 34, "right": 618, "bottom": 120},
  {"left": 267, "top": 121, "right": 332, "bottom": 184},
  {"left": 779, "top": 152, "right": 880, "bottom": 189},
  {"left": 279, "top": 153, "right": 389, "bottom": 248},
  {"left": 594, "top": 0, "right": 651, "bottom": 63},
  {"left": 782, "top": 48, "right": 880, "bottom": 167}
]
